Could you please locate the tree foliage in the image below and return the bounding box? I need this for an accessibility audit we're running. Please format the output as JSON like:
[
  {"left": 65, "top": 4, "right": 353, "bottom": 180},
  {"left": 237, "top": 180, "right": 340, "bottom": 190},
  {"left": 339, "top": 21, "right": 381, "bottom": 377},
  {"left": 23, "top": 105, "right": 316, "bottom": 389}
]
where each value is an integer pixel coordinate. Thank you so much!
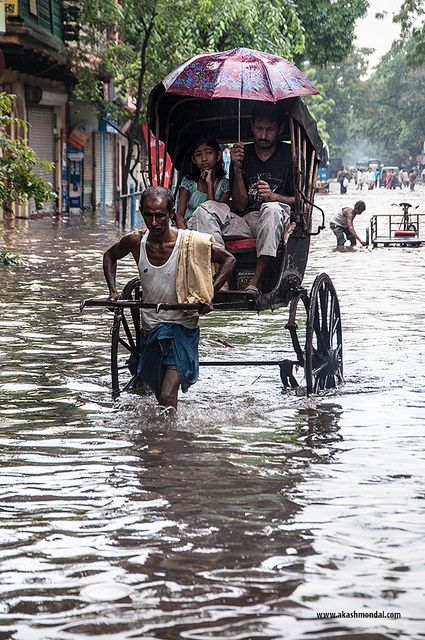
[
  {"left": 69, "top": 0, "right": 307, "bottom": 189},
  {"left": 68, "top": 0, "right": 366, "bottom": 176},
  {"left": 395, "top": 0, "right": 425, "bottom": 65},
  {"left": 305, "top": 49, "right": 371, "bottom": 156},
  {"left": 0, "top": 92, "right": 55, "bottom": 217},
  {"left": 353, "top": 42, "right": 425, "bottom": 165},
  {"left": 293, "top": 0, "right": 369, "bottom": 66}
]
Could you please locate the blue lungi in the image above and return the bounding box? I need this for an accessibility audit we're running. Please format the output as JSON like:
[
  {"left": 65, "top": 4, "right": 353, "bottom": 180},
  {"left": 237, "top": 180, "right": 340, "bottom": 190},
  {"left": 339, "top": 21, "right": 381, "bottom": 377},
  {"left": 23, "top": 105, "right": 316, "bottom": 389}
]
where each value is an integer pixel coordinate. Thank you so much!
[{"left": 138, "top": 323, "right": 200, "bottom": 397}]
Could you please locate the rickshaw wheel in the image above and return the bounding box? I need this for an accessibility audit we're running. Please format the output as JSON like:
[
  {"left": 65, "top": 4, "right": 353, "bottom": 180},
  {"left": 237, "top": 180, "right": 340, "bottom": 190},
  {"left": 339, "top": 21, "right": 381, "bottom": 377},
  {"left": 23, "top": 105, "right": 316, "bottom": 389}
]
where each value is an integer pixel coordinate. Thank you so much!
[
  {"left": 304, "top": 273, "right": 343, "bottom": 395},
  {"left": 111, "top": 277, "right": 142, "bottom": 397}
]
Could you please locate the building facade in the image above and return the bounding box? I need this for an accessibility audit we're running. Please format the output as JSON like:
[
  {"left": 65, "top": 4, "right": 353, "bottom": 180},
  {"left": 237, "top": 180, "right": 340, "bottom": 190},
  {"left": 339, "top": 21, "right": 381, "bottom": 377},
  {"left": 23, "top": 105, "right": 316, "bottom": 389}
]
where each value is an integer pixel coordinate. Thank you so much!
[
  {"left": 1, "top": 0, "right": 143, "bottom": 220},
  {"left": 0, "top": 0, "right": 70, "bottom": 218}
]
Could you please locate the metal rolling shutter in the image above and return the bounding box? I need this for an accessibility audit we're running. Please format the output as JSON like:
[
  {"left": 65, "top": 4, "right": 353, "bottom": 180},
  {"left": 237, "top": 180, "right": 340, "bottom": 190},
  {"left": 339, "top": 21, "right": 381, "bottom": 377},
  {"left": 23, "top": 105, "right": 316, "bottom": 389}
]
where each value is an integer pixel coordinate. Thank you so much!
[
  {"left": 83, "top": 134, "right": 94, "bottom": 210},
  {"left": 104, "top": 133, "right": 115, "bottom": 207},
  {"left": 95, "top": 132, "right": 115, "bottom": 208},
  {"left": 28, "top": 107, "right": 55, "bottom": 187},
  {"left": 94, "top": 133, "right": 102, "bottom": 208}
]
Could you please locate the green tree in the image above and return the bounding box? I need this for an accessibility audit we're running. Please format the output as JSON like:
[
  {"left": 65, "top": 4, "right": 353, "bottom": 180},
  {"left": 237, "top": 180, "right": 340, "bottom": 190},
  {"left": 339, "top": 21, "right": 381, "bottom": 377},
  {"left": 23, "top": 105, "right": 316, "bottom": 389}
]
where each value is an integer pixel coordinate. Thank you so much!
[
  {"left": 306, "top": 49, "right": 371, "bottom": 157},
  {"left": 68, "top": 0, "right": 305, "bottom": 193},
  {"left": 68, "top": 0, "right": 367, "bottom": 193},
  {"left": 0, "top": 92, "right": 55, "bottom": 219},
  {"left": 352, "top": 41, "right": 425, "bottom": 165},
  {"left": 293, "top": 0, "right": 369, "bottom": 66},
  {"left": 395, "top": 0, "right": 425, "bottom": 65}
]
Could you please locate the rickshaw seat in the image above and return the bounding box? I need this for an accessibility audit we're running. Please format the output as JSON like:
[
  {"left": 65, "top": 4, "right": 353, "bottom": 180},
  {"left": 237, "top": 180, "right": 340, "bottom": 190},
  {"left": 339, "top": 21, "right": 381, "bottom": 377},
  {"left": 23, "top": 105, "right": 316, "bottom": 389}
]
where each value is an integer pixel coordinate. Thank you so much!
[{"left": 224, "top": 238, "right": 257, "bottom": 253}]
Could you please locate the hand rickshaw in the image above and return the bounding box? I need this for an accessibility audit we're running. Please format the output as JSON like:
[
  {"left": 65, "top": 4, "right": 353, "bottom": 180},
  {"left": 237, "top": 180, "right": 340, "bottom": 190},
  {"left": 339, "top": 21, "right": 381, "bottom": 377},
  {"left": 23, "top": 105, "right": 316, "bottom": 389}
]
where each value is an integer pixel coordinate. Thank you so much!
[{"left": 82, "top": 51, "right": 344, "bottom": 397}]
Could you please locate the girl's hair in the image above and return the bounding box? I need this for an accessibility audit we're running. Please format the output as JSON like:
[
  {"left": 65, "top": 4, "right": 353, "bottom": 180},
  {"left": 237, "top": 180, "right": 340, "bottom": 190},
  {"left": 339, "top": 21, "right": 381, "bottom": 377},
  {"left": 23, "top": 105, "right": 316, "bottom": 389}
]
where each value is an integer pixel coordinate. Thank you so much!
[{"left": 186, "top": 135, "right": 225, "bottom": 181}]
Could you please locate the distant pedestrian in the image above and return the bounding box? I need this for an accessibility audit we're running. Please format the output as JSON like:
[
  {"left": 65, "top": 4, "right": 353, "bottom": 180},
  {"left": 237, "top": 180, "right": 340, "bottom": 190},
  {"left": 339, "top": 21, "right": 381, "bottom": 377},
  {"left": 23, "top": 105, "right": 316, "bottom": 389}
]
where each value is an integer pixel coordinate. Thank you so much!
[
  {"left": 402, "top": 169, "right": 409, "bottom": 189},
  {"left": 409, "top": 169, "right": 418, "bottom": 191},
  {"left": 356, "top": 169, "right": 364, "bottom": 190},
  {"left": 366, "top": 169, "right": 374, "bottom": 190},
  {"left": 374, "top": 167, "right": 380, "bottom": 187},
  {"left": 385, "top": 170, "right": 395, "bottom": 189},
  {"left": 330, "top": 200, "right": 367, "bottom": 251},
  {"left": 339, "top": 171, "right": 349, "bottom": 195}
]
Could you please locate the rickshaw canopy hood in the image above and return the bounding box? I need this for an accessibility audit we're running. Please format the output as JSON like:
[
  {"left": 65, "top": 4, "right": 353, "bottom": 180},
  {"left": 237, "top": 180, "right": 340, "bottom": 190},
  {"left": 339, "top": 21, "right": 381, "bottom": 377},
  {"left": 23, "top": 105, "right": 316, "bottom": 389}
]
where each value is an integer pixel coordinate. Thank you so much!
[{"left": 147, "top": 83, "right": 324, "bottom": 173}]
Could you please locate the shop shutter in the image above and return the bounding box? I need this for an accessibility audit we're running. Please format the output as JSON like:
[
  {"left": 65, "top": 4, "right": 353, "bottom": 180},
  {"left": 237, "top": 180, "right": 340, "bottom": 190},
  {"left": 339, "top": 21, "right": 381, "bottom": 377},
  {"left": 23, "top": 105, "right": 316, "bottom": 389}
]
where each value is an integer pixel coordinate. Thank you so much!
[
  {"left": 83, "top": 134, "right": 94, "bottom": 210},
  {"left": 104, "top": 133, "right": 115, "bottom": 207},
  {"left": 94, "top": 133, "right": 102, "bottom": 208},
  {"left": 94, "top": 132, "right": 115, "bottom": 208},
  {"left": 28, "top": 107, "right": 55, "bottom": 187}
]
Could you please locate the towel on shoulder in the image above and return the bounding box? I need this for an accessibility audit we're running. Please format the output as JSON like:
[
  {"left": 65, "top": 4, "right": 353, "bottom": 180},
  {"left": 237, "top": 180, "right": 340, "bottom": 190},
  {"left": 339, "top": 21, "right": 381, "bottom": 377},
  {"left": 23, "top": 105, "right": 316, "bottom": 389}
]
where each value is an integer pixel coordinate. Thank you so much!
[{"left": 176, "top": 229, "right": 215, "bottom": 306}]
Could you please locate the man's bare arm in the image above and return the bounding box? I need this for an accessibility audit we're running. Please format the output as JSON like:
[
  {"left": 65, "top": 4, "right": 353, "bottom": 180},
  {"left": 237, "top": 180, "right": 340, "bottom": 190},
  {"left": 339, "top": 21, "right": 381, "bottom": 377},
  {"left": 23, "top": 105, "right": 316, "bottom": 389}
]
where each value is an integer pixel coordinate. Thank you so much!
[
  {"left": 211, "top": 244, "right": 236, "bottom": 296},
  {"left": 345, "top": 211, "right": 365, "bottom": 245},
  {"left": 230, "top": 143, "right": 248, "bottom": 212},
  {"left": 103, "top": 231, "right": 143, "bottom": 299}
]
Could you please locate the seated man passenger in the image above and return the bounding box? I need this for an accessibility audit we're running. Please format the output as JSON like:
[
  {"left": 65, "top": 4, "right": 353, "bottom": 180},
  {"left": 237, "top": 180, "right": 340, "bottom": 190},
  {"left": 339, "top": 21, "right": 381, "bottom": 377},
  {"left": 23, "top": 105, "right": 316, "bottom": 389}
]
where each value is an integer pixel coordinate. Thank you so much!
[
  {"left": 187, "top": 103, "right": 294, "bottom": 295},
  {"left": 175, "top": 135, "right": 230, "bottom": 229}
]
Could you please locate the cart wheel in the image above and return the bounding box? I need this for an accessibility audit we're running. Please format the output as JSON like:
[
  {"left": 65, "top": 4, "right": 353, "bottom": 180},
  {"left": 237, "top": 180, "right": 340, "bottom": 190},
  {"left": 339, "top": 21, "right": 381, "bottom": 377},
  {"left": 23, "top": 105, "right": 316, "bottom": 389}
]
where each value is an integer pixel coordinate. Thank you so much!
[
  {"left": 305, "top": 273, "right": 343, "bottom": 395},
  {"left": 111, "top": 277, "right": 142, "bottom": 397}
]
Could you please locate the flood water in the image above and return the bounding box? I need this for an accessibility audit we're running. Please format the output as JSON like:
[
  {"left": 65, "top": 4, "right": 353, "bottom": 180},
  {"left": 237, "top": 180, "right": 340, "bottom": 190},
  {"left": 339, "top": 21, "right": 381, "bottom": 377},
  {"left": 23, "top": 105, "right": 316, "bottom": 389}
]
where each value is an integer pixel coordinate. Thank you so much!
[{"left": 0, "top": 183, "right": 424, "bottom": 640}]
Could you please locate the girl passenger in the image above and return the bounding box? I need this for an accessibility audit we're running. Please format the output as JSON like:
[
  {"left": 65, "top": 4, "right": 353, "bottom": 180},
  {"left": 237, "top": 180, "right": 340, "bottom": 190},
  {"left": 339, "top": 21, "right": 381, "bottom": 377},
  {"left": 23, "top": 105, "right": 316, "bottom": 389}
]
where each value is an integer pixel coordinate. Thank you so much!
[{"left": 175, "top": 136, "right": 230, "bottom": 229}]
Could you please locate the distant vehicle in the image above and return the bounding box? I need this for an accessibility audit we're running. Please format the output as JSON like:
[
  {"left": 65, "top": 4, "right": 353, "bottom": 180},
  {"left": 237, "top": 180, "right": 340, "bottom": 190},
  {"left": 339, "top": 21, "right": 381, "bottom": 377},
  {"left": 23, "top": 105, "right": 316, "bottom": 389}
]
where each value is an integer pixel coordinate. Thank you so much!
[
  {"left": 330, "top": 156, "right": 343, "bottom": 178},
  {"left": 368, "top": 158, "right": 382, "bottom": 172},
  {"left": 380, "top": 166, "right": 400, "bottom": 188},
  {"left": 356, "top": 159, "right": 369, "bottom": 172}
]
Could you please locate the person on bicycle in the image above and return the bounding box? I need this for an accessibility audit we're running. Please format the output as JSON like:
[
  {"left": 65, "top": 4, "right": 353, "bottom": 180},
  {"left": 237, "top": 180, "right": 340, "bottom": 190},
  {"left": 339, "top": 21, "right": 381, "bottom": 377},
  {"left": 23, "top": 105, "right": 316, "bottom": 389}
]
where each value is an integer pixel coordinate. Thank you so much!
[{"left": 330, "top": 201, "right": 366, "bottom": 251}]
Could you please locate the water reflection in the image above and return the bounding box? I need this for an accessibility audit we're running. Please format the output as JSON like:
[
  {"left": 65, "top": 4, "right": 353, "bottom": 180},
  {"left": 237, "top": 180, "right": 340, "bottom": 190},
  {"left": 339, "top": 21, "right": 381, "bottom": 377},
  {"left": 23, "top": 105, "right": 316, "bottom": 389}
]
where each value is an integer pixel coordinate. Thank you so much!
[{"left": 0, "top": 185, "right": 423, "bottom": 638}]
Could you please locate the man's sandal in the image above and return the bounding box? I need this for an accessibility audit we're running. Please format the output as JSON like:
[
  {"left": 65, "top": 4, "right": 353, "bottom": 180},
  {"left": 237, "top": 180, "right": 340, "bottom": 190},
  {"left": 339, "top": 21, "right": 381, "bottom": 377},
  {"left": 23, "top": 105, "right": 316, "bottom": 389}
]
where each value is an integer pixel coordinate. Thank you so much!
[{"left": 244, "top": 284, "right": 261, "bottom": 298}]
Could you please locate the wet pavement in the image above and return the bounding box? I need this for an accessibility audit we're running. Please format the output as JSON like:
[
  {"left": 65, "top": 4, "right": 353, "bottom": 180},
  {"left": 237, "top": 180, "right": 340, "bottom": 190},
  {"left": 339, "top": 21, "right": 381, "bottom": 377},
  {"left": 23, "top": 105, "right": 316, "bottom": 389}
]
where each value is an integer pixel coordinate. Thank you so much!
[{"left": 0, "top": 182, "right": 424, "bottom": 639}]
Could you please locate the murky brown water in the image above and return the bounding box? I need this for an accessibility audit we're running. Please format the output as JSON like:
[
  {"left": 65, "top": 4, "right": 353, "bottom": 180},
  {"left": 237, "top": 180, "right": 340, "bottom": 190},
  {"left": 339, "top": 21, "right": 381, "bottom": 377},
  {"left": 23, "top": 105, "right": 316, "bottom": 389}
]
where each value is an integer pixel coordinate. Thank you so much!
[{"left": 1, "top": 183, "right": 424, "bottom": 639}]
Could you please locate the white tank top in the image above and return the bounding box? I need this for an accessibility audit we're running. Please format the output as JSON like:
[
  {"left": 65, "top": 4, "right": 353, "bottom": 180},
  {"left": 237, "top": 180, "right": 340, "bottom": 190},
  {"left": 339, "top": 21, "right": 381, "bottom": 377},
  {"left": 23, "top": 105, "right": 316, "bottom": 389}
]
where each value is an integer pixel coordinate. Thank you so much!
[
  {"left": 331, "top": 207, "right": 348, "bottom": 228},
  {"left": 138, "top": 230, "right": 198, "bottom": 331}
]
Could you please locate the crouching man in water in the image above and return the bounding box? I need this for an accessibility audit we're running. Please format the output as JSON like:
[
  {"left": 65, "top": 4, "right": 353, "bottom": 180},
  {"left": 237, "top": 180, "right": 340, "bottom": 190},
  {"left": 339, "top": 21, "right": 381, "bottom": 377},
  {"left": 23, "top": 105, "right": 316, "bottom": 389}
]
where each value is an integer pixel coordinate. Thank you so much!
[
  {"left": 103, "top": 186, "right": 236, "bottom": 410},
  {"left": 330, "top": 200, "right": 366, "bottom": 251}
]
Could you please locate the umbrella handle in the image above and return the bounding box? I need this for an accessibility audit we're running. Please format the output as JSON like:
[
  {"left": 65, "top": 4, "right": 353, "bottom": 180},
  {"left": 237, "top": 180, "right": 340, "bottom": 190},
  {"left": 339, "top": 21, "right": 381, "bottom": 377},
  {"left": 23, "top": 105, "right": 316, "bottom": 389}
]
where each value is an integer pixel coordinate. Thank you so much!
[{"left": 238, "top": 98, "right": 241, "bottom": 142}]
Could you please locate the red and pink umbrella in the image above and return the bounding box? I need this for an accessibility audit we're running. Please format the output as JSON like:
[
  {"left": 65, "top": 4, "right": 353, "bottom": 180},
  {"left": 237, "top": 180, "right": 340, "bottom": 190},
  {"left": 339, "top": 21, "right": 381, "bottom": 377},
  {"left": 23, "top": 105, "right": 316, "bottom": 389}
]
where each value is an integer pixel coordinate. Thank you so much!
[
  {"left": 162, "top": 47, "right": 318, "bottom": 139},
  {"left": 163, "top": 47, "right": 318, "bottom": 102}
]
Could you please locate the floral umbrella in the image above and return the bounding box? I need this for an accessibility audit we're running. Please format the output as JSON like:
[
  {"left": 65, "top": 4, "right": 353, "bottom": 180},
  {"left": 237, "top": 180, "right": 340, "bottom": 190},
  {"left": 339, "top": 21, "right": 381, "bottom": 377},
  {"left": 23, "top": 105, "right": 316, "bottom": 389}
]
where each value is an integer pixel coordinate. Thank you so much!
[
  {"left": 163, "top": 47, "right": 318, "bottom": 101},
  {"left": 162, "top": 47, "right": 318, "bottom": 139}
]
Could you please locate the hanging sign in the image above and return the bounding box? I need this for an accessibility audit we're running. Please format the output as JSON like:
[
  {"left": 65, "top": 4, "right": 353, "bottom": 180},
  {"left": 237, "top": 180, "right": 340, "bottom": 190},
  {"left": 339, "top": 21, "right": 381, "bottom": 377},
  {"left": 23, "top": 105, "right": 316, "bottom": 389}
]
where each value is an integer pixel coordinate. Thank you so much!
[{"left": 5, "top": 0, "right": 18, "bottom": 16}]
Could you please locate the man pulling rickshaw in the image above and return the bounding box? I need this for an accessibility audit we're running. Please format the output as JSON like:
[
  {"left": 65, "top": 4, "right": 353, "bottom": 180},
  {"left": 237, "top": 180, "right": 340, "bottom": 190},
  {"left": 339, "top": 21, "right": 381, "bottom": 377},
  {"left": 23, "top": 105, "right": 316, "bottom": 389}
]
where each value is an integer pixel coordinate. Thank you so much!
[{"left": 82, "top": 47, "right": 344, "bottom": 404}]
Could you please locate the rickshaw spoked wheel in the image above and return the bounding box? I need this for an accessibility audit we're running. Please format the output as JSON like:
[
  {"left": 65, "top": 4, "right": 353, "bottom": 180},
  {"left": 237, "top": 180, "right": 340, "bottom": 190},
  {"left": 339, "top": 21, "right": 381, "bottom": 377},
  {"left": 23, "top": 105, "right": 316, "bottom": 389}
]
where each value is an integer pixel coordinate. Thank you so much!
[
  {"left": 111, "top": 277, "right": 143, "bottom": 398},
  {"left": 304, "top": 273, "right": 343, "bottom": 395}
]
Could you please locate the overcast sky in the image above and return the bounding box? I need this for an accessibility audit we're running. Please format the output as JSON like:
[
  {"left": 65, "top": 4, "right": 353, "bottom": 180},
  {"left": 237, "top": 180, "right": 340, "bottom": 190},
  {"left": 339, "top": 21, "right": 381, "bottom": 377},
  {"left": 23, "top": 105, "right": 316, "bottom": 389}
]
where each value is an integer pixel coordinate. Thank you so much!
[{"left": 355, "top": 0, "right": 401, "bottom": 70}]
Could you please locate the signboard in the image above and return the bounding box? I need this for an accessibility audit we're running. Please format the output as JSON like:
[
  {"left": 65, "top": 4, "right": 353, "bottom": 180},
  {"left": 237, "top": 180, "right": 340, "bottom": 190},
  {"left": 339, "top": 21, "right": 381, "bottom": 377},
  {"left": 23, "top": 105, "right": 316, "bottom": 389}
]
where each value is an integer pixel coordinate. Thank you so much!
[
  {"left": 68, "top": 122, "right": 91, "bottom": 150},
  {"left": 0, "top": 1, "right": 5, "bottom": 34},
  {"left": 98, "top": 118, "right": 118, "bottom": 134},
  {"left": 69, "top": 159, "right": 82, "bottom": 211},
  {"left": 5, "top": 0, "right": 18, "bottom": 16}
]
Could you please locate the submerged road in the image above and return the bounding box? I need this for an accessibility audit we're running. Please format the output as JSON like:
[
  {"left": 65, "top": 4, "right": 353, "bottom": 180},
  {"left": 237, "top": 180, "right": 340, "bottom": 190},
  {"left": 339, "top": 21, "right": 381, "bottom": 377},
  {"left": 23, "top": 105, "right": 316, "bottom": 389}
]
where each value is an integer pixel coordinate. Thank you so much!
[{"left": 0, "top": 182, "right": 424, "bottom": 639}]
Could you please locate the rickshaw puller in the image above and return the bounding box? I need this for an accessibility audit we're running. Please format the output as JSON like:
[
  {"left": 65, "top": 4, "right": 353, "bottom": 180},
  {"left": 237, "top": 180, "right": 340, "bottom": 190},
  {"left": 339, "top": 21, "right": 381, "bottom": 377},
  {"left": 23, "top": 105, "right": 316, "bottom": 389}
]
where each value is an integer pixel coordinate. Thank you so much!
[{"left": 103, "top": 186, "right": 236, "bottom": 409}]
